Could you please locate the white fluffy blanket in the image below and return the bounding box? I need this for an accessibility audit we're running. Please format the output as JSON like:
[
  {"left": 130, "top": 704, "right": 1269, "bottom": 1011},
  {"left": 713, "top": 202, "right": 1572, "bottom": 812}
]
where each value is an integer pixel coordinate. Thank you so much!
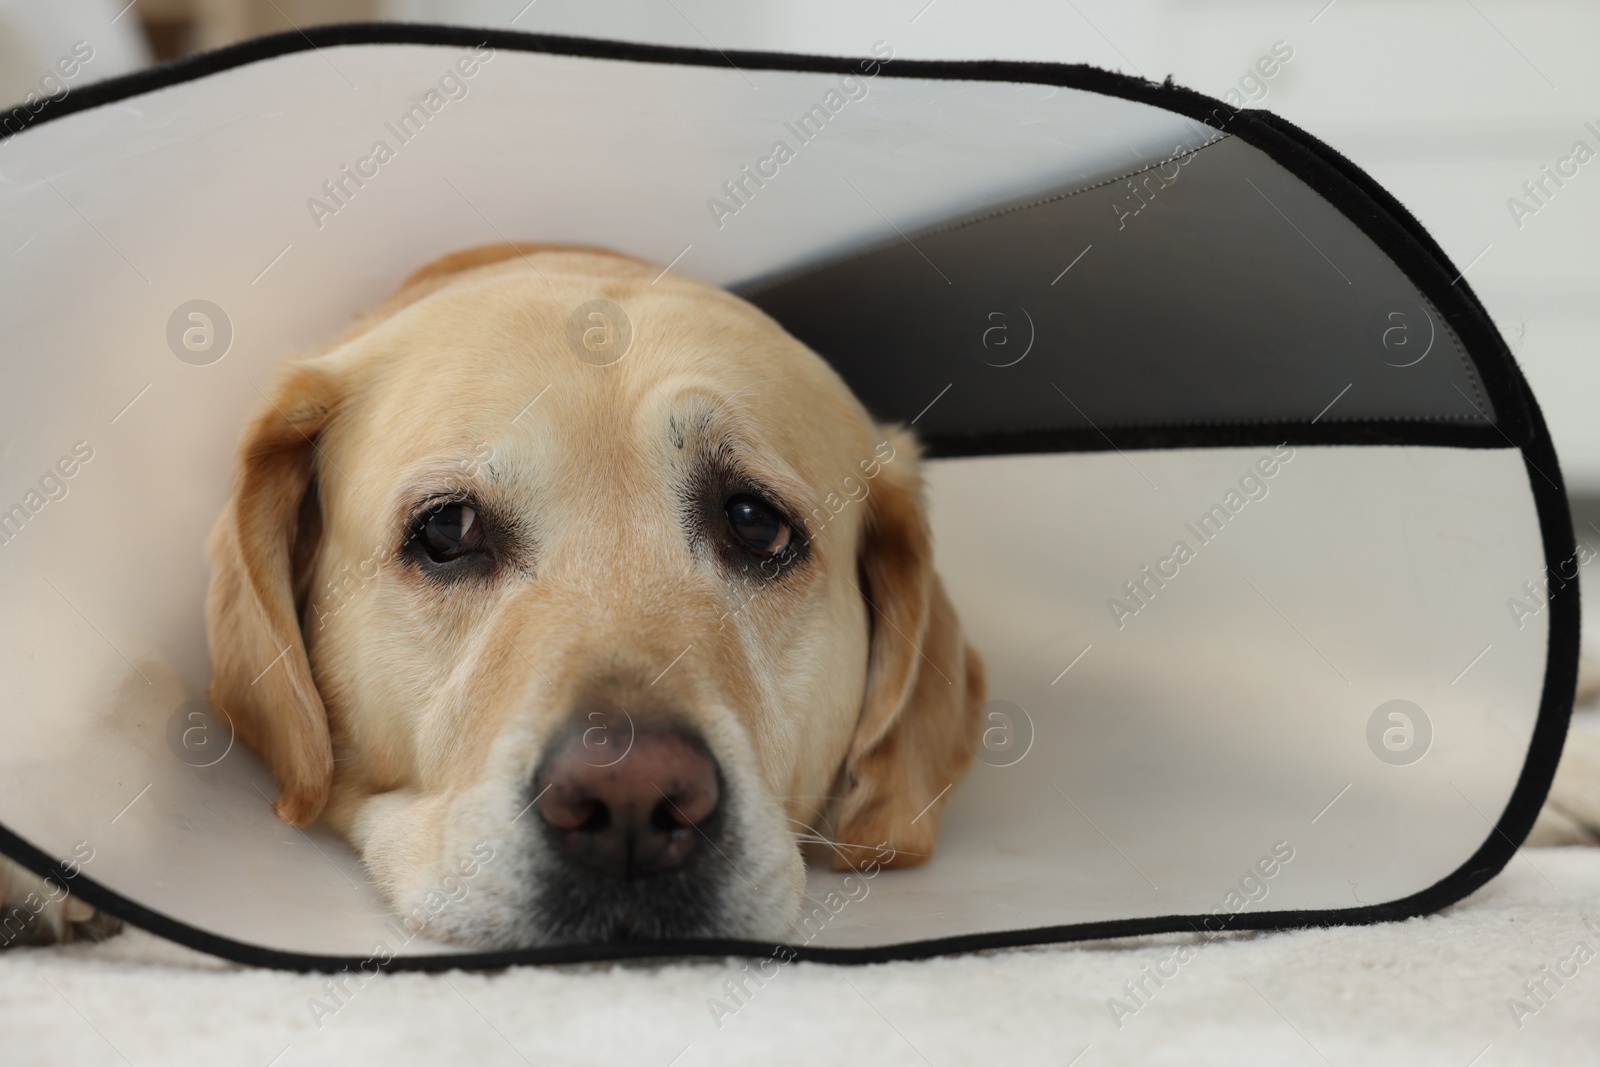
[{"left": 2, "top": 844, "right": 1597, "bottom": 1066}]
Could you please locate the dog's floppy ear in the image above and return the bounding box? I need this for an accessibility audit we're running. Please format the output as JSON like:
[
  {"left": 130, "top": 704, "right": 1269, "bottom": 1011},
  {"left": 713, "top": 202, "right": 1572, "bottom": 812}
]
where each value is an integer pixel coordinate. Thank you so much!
[
  {"left": 205, "top": 361, "right": 343, "bottom": 826},
  {"left": 831, "top": 427, "right": 986, "bottom": 871},
  {"left": 203, "top": 245, "right": 543, "bottom": 825}
]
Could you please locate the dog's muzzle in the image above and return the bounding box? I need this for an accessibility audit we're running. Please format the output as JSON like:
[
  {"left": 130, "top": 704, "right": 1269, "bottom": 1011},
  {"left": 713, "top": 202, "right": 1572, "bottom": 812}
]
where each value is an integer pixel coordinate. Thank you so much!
[{"left": 526, "top": 708, "right": 730, "bottom": 942}]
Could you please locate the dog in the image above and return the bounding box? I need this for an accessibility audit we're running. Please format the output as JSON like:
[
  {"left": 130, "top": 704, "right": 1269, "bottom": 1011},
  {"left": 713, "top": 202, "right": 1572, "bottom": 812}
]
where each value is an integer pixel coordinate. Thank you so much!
[
  {"left": 198, "top": 243, "right": 983, "bottom": 947},
  {"left": 7, "top": 244, "right": 1600, "bottom": 949}
]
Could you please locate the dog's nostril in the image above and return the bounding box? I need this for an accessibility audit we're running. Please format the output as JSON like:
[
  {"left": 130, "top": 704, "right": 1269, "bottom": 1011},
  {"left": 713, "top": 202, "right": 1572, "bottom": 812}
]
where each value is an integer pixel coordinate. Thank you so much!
[
  {"left": 536, "top": 791, "right": 610, "bottom": 833},
  {"left": 652, "top": 799, "right": 679, "bottom": 834},
  {"left": 654, "top": 787, "right": 715, "bottom": 830},
  {"left": 532, "top": 717, "right": 721, "bottom": 878}
]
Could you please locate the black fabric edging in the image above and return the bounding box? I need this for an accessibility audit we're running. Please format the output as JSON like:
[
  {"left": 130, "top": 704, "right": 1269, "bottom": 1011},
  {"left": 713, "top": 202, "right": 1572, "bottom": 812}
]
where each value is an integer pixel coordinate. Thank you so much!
[{"left": 0, "top": 23, "right": 1575, "bottom": 972}]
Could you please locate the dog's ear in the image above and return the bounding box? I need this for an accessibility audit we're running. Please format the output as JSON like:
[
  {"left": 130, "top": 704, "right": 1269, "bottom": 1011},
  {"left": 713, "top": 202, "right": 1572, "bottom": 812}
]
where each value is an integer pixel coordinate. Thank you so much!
[
  {"left": 831, "top": 427, "right": 986, "bottom": 871},
  {"left": 205, "top": 361, "right": 343, "bottom": 826}
]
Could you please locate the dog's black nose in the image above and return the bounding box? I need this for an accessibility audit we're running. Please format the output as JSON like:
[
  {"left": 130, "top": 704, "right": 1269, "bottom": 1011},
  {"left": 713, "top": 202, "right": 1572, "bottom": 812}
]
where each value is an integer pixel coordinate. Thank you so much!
[{"left": 534, "top": 711, "right": 720, "bottom": 878}]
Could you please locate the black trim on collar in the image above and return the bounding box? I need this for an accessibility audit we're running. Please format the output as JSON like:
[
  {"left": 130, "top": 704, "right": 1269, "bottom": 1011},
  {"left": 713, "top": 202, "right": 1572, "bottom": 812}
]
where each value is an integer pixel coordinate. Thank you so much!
[{"left": 0, "top": 23, "right": 1575, "bottom": 973}]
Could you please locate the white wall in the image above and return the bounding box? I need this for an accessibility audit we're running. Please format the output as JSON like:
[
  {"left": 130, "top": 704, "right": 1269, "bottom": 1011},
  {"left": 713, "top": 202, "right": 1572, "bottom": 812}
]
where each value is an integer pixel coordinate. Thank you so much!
[{"left": 0, "top": 0, "right": 149, "bottom": 103}]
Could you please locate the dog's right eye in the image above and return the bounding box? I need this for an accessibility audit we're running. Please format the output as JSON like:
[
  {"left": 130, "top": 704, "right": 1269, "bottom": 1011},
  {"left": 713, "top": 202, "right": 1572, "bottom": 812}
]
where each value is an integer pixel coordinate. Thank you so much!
[
  {"left": 418, "top": 502, "right": 488, "bottom": 563},
  {"left": 725, "top": 494, "right": 792, "bottom": 558}
]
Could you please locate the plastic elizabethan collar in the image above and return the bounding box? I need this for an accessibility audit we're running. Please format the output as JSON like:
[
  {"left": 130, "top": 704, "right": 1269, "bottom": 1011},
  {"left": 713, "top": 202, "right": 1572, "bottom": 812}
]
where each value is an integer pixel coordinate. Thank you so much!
[{"left": 0, "top": 27, "right": 1574, "bottom": 968}]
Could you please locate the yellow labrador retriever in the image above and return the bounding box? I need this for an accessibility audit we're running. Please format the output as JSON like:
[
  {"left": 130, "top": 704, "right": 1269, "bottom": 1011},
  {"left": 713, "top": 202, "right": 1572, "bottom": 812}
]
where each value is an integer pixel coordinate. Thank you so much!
[{"left": 199, "top": 243, "right": 983, "bottom": 947}]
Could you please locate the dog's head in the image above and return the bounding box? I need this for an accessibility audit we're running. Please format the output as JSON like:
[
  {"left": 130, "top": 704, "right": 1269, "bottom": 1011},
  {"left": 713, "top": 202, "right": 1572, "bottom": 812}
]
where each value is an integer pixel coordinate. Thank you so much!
[{"left": 205, "top": 245, "right": 984, "bottom": 947}]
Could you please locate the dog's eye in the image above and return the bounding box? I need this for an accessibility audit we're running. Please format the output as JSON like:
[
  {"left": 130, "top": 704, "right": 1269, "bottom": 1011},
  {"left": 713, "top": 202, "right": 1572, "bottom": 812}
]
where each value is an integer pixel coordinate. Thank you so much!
[
  {"left": 724, "top": 494, "right": 791, "bottom": 557},
  {"left": 420, "top": 502, "right": 487, "bottom": 563}
]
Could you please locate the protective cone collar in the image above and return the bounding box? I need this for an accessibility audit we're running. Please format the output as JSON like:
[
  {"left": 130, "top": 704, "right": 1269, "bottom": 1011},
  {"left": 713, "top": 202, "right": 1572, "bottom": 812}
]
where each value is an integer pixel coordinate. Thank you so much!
[{"left": 0, "top": 25, "right": 1576, "bottom": 970}]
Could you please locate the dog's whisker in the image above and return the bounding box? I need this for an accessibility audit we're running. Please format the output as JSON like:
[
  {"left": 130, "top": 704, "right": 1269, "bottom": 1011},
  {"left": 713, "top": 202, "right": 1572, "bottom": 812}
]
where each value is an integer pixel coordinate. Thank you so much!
[
  {"left": 792, "top": 835, "right": 927, "bottom": 860},
  {"left": 782, "top": 818, "right": 838, "bottom": 839},
  {"left": 797, "top": 834, "right": 867, "bottom": 876},
  {"left": 783, "top": 816, "right": 929, "bottom": 861}
]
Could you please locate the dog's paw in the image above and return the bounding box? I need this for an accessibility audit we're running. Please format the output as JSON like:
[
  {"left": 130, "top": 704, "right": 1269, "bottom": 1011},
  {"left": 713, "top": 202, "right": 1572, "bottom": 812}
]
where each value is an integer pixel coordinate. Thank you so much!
[{"left": 0, "top": 855, "right": 121, "bottom": 949}]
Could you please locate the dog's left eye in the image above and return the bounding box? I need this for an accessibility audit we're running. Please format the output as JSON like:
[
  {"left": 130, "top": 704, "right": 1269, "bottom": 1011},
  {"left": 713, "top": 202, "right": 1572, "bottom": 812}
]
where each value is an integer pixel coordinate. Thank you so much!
[
  {"left": 419, "top": 502, "right": 487, "bottom": 563},
  {"left": 725, "top": 494, "right": 791, "bottom": 557}
]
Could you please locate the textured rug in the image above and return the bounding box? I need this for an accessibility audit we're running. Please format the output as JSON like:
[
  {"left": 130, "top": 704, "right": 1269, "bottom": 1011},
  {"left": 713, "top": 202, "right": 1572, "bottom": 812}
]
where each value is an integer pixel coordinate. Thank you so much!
[{"left": 2, "top": 842, "right": 1597, "bottom": 1067}]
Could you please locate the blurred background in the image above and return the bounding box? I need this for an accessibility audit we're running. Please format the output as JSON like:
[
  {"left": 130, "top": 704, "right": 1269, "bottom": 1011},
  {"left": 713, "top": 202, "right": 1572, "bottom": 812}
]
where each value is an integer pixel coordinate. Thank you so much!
[{"left": 2, "top": 0, "right": 1595, "bottom": 511}]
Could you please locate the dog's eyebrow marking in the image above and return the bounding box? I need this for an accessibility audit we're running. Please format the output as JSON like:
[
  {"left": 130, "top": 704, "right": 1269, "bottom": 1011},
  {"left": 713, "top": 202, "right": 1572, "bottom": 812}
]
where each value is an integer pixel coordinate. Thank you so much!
[{"left": 668, "top": 414, "right": 684, "bottom": 450}]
